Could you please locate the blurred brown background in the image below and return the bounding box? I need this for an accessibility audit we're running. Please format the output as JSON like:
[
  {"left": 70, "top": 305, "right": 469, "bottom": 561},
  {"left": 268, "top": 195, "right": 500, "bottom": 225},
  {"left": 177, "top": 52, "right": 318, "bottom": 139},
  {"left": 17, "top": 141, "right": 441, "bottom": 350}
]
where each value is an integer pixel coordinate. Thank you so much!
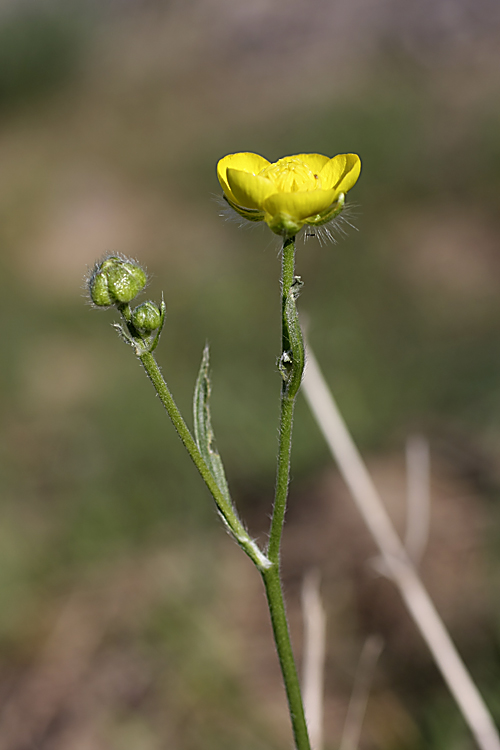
[{"left": 1, "top": 0, "right": 500, "bottom": 747}]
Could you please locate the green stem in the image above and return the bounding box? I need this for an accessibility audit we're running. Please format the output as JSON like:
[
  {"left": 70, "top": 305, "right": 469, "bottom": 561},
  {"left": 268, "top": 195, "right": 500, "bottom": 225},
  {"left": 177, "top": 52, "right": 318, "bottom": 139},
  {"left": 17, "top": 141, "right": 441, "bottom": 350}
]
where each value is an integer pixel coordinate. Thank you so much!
[
  {"left": 139, "top": 351, "right": 269, "bottom": 571},
  {"left": 268, "top": 236, "right": 297, "bottom": 563},
  {"left": 262, "top": 565, "right": 311, "bottom": 750},
  {"left": 268, "top": 395, "right": 295, "bottom": 562},
  {"left": 263, "top": 236, "right": 311, "bottom": 750}
]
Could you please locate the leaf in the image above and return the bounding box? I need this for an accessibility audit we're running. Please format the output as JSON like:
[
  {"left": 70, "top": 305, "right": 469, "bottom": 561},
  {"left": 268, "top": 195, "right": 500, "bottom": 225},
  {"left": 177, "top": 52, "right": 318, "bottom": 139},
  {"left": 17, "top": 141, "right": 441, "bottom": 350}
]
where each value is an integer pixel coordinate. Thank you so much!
[
  {"left": 193, "top": 345, "right": 232, "bottom": 504},
  {"left": 283, "top": 282, "right": 305, "bottom": 399}
]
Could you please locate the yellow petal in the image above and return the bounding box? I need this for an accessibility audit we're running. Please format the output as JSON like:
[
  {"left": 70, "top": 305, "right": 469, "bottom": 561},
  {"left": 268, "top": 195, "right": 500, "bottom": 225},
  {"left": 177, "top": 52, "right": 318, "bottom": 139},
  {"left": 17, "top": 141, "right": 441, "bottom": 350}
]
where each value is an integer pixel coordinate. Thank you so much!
[
  {"left": 320, "top": 154, "right": 361, "bottom": 192},
  {"left": 336, "top": 153, "right": 361, "bottom": 193},
  {"left": 217, "top": 152, "right": 270, "bottom": 203},
  {"left": 226, "top": 168, "right": 277, "bottom": 210},
  {"left": 292, "top": 154, "right": 331, "bottom": 175},
  {"left": 319, "top": 155, "right": 347, "bottom": 189},
  {"left": 263, "top": 188, "right": 338, "bottom": 221}
]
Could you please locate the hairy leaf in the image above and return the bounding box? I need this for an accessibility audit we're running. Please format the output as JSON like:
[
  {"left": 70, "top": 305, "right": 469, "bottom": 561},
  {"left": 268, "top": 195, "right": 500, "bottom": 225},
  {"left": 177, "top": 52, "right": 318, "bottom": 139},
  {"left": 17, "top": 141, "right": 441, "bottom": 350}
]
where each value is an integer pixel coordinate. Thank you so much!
[{"left": 193, "top": 345, "right": 232, "bottom": 504}]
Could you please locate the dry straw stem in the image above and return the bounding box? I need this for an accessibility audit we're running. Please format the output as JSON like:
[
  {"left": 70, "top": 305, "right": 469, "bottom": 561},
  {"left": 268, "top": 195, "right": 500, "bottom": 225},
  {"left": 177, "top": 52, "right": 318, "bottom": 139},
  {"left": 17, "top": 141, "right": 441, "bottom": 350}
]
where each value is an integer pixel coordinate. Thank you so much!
[
  {"left": 339, "top": 635, "right": 384, "bottom": 750},
  {"left": 302, "top": 344, "right": 500, "bottom": 750},
  {"left": 301, "top": 570, "right": 327, "bottom": 750},
  {"left": 405, "top": 434, "right": 431, "bottom": 566}
]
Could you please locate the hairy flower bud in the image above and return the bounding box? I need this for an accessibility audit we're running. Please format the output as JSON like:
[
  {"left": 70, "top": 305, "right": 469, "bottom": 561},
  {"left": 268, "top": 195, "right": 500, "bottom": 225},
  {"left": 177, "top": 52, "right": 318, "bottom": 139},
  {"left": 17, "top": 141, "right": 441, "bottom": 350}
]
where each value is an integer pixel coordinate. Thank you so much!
[
  {"left": 132, "top": 301, "right": 162, "bottom": 332},
  {"left": 89, "top": 256, "right": 147, "bottom": 306}
]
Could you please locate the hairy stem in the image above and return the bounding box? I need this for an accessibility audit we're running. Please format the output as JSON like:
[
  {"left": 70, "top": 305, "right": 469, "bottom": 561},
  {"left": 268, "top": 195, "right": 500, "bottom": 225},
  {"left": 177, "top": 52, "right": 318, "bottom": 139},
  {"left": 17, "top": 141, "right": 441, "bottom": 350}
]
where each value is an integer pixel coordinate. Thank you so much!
[
  {"left": 263, "top": 236, "right": 311, "bottom": 750},
  {"left": 268, "top": 237, "right": 297, "bottom": 562},
  {"left": 262, "top": 565, "right": 312, "bottom": 750}
]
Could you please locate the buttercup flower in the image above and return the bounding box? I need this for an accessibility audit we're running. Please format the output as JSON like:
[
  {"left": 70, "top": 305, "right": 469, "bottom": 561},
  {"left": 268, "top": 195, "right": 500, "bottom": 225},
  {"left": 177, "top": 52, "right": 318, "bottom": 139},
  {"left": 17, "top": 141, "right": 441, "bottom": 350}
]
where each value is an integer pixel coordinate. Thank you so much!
[{"left": 217, "top": 152, "right": 361, "bottom": 238}]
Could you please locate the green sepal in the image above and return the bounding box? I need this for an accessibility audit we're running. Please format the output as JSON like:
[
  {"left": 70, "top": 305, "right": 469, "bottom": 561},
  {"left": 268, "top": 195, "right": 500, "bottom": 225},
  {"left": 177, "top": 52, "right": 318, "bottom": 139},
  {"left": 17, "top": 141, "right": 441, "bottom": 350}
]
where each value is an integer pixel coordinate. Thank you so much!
[
  {"left": 193, "top": 345, "right": 232, "bottom": 504},
  {"left": 90, "top": 271, "right": 114, "bottom": 306},
  {"left": 305, "top": 192, "right": 345, "bottom": 227},
  {"left": 224, "top": 195, "right": 266, "bottom": 223},
  {"left": 132, "top": 301, "right": 162, "bottom": 332},
  {"left": 107, "top": 263, "right": 146, "bottom": 303},
  {"left": 148, "top": 297, "right": 166, "bottom": 353}
]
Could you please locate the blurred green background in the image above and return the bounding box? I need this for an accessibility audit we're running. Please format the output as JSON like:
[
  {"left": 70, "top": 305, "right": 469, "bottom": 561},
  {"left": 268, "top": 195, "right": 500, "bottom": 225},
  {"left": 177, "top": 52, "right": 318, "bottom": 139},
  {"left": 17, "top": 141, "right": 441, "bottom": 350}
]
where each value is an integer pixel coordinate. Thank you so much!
[{"left": 1, "top": 0, "right": 500, "bottom": 747}]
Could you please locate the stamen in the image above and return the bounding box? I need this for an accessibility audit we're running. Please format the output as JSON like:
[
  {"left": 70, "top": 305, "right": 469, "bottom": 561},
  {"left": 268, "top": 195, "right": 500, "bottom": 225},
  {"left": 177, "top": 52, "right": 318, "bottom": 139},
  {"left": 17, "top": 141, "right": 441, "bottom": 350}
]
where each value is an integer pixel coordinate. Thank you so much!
[{"left": 259, "top": 157, "right": 321, "bottom": 192}]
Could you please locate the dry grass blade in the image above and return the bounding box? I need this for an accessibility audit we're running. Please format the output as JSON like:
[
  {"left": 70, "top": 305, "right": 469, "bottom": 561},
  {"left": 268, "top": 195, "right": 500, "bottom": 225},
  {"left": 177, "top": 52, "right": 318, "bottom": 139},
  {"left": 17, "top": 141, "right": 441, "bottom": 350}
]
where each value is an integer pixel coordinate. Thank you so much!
[
  {"left": 405, "top": 434, "right": 431, "bottom": 566},
  {"left": 339, "top": 635, "right": 384, "bottom": 750},
  {"left": 301, "top": 570, "right": 326, "bottom": 750},
  {"left": 301, "top": 343, "right": 500, "bottom": 750}
]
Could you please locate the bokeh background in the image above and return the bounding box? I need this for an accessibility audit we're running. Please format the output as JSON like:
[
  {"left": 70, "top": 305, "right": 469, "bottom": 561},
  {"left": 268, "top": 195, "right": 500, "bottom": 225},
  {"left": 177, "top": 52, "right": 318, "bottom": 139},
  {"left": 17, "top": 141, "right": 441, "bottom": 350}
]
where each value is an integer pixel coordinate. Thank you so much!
[{"left": 1, "top": 0, "right": 500, "bottom": 747}]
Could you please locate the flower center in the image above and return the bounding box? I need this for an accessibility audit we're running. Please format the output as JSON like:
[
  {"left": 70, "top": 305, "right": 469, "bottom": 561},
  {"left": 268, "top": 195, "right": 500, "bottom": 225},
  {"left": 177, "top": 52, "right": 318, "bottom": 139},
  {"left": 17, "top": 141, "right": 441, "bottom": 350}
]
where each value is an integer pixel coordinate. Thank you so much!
[{"left": 259, "top": 157, "right": 321, "bottom": 193}]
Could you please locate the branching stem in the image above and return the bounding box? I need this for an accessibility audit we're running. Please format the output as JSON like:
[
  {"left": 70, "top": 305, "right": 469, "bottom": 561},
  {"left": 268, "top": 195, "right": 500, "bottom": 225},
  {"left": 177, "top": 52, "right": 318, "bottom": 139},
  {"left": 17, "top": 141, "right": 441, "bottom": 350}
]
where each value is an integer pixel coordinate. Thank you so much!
[{"left": 128, "top": 238, "right": 310, "bottom": 749}]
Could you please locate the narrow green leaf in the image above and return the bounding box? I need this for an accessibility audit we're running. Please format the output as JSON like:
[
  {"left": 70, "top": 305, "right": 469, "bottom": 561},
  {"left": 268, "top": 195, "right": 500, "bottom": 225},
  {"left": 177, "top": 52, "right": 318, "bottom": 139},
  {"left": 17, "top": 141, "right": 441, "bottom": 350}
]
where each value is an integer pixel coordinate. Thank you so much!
[
  {"left": 283, "top": 280, "right": 305, "bottom": 399},
  {"left": 193, "top": 345, "right": 232, "bottom": 504}
]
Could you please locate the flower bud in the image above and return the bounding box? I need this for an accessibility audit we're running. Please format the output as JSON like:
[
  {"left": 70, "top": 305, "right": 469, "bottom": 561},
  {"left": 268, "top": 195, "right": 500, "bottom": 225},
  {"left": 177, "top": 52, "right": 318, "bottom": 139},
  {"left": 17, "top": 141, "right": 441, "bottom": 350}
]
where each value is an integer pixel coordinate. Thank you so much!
[
  {"left": 131, "top": 301, "right": 162, "bottom": 332},
  {"left": 89, "top": 256, "right": 147, "bottom": 306}
]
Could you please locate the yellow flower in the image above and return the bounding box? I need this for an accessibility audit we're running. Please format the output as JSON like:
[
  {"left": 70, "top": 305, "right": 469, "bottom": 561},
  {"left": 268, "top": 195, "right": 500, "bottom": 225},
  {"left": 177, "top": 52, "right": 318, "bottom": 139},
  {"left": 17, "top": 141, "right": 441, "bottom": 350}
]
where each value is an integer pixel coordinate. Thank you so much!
[{"left": 217, "top": 152, "right": 361, "bottom": 238}]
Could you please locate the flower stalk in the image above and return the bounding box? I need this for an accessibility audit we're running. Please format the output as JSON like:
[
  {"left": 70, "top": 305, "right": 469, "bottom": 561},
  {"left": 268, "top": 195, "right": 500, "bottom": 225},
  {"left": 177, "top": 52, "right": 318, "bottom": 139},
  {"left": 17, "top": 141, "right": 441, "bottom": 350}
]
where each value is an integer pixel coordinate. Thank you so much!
[
  {"left": 268, "top": 236, "right": 303, "bottom": 563},
  {"left": 261, "top": 236, "right": 311, "bottom": 750},
  {"left": 261, "top": 564, "right": 312, "bottom": 750}
]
